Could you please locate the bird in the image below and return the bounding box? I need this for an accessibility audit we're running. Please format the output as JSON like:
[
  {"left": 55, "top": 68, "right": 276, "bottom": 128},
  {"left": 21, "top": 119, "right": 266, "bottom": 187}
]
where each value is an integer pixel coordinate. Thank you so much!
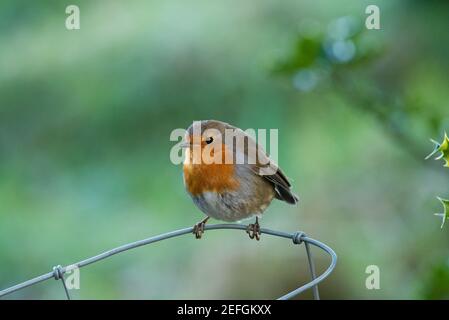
[{"left": 181, "top": 120, "right": 299, "bottom": 240}]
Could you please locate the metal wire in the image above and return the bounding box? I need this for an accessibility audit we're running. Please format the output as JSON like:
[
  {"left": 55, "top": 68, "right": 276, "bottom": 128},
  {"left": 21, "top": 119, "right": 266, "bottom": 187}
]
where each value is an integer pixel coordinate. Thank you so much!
[
  {"left": 52, "top": 265, "right": 71, "bottom": 300},
  {"left": 0, "top": 224, "right": 337, "bottom": 300},
  {"left": 304, "top": 242, "right": 320, "bottom": 300}
]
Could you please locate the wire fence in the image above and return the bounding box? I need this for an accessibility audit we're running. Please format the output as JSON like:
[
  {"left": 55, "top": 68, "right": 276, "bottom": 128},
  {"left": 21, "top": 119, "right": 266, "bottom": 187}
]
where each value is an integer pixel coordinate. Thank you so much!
[{"left": 0, "top": 223, "right": 337, "bottom": 300}]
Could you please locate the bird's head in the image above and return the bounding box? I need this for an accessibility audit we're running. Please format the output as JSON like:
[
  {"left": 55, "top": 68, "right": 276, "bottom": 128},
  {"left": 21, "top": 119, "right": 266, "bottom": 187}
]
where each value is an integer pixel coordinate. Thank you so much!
[{"left": 182, "top": 120, "right": 231, "bottom": 165}]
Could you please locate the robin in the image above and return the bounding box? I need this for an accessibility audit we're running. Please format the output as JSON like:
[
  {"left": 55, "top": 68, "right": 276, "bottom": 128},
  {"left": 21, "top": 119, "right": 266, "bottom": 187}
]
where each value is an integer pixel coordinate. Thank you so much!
[{"left": 181, "top": 120, "right": 299, "bottom": 240}]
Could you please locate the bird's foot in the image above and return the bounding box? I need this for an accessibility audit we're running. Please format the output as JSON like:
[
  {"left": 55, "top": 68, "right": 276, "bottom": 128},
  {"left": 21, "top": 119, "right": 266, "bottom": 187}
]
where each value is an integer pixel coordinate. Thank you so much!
[
  {"left": 193, "top": 217, "right": 210, "bottom": 239},
  {"left": 246, "top": 217, "right": 261, "bottom": 241}
]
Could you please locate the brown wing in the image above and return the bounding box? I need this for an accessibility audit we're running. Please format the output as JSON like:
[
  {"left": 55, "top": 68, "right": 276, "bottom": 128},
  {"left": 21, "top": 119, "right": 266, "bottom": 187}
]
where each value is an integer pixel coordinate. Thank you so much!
[
  {"left": 222, "top": 123, "right": 299, "bottom": 205},
  {"left": 255, "top": 163, "right": 299, "bottom": 204}
]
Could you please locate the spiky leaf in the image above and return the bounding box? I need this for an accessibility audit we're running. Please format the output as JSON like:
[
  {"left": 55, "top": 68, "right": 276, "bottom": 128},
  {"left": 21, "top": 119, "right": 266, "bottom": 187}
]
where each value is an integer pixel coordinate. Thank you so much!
[
  {"left": 435, "top": 197, "right": 449, "bottom": 228},
  {"left": 426, "top": 132, "right": 449, "bottom": 167}
]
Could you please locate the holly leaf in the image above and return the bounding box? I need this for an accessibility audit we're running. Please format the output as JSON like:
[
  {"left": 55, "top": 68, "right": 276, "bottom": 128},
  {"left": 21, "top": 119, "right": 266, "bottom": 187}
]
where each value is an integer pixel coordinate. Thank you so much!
[
  {"left": 425, "top": 132, "right": 449, "bottom": 167},
  {"left": 434, "top": 197, "right": 449, "bottom": 228}
]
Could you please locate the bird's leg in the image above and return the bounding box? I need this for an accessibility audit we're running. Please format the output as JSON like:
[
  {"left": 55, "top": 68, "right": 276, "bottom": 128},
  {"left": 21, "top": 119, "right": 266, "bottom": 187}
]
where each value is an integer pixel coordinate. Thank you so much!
[
  {"left": 246, "top": 216, "right": 261, "bottom": 241},
  {"left": 193, "top": 216, "right": 210, "bottom": 239}
]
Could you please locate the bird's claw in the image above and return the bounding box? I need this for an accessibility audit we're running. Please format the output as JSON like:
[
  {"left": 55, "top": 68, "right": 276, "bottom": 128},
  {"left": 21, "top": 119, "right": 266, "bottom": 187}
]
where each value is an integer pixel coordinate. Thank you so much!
[
  {"left": 246, "top": 219, "right": 261, "bottom": 241},
  {"left": 193, "top": 217, "right": 209, "bottom": 239}
]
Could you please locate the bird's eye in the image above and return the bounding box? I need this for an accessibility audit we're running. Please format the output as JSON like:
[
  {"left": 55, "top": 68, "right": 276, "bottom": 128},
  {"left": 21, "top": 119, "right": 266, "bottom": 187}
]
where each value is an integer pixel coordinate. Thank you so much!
[{"left": 205, "top": 137, "right": 214, "bottom": 144}]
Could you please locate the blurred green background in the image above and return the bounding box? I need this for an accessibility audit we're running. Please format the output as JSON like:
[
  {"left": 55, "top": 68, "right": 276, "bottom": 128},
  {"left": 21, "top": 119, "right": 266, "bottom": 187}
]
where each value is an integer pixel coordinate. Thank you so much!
[{"left": 1, "top": 0, "right": 448, "bottom": 299}]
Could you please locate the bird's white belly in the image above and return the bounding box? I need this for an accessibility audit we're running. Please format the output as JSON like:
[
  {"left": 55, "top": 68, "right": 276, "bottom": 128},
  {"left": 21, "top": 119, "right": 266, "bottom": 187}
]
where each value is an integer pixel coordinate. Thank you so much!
[{"left": 191, "top": 191, "right": 262, "bottom": 222}]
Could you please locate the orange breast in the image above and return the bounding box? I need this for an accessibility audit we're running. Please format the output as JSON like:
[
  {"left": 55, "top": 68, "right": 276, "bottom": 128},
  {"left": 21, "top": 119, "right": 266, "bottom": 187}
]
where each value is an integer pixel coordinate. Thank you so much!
[{"left": 183, "top": 143, "right": 240, "bottom": 196}]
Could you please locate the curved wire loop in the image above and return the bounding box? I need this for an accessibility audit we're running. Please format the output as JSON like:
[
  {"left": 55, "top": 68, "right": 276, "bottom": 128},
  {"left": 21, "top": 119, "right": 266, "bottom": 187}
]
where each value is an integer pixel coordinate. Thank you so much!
[{"left": 0, "top": 224, "right": 337, "bottom": 300}]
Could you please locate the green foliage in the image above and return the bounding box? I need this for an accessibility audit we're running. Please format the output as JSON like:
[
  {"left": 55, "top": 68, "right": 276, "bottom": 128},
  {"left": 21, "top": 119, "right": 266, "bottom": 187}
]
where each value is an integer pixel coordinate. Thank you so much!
[
  {"left": 274, "top": 16, "right": 382, "bottom": 75},
  {"left": 275, "top": 15, "right": 449, "bottom": 161},
  {"left": 426, "top": 133, "right": 449, "bottom": 227},
  {"left": 279, "top": 14, "right": 449, "bottom": 233},
  {"left": 420, "top": 260, "right": 449, "bottom": 299}
]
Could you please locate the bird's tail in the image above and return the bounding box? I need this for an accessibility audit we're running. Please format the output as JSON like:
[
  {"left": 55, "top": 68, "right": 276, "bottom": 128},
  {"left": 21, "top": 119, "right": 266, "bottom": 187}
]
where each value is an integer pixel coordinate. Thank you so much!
[{"left": 275, "top": 186, "right": 299, "bottom": 205}]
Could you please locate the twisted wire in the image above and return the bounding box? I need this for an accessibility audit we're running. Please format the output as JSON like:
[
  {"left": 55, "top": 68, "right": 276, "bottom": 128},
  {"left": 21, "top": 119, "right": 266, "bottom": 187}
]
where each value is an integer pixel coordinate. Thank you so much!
[{"left": 0, "top": 224, "right": 337, "bottom": 300}]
